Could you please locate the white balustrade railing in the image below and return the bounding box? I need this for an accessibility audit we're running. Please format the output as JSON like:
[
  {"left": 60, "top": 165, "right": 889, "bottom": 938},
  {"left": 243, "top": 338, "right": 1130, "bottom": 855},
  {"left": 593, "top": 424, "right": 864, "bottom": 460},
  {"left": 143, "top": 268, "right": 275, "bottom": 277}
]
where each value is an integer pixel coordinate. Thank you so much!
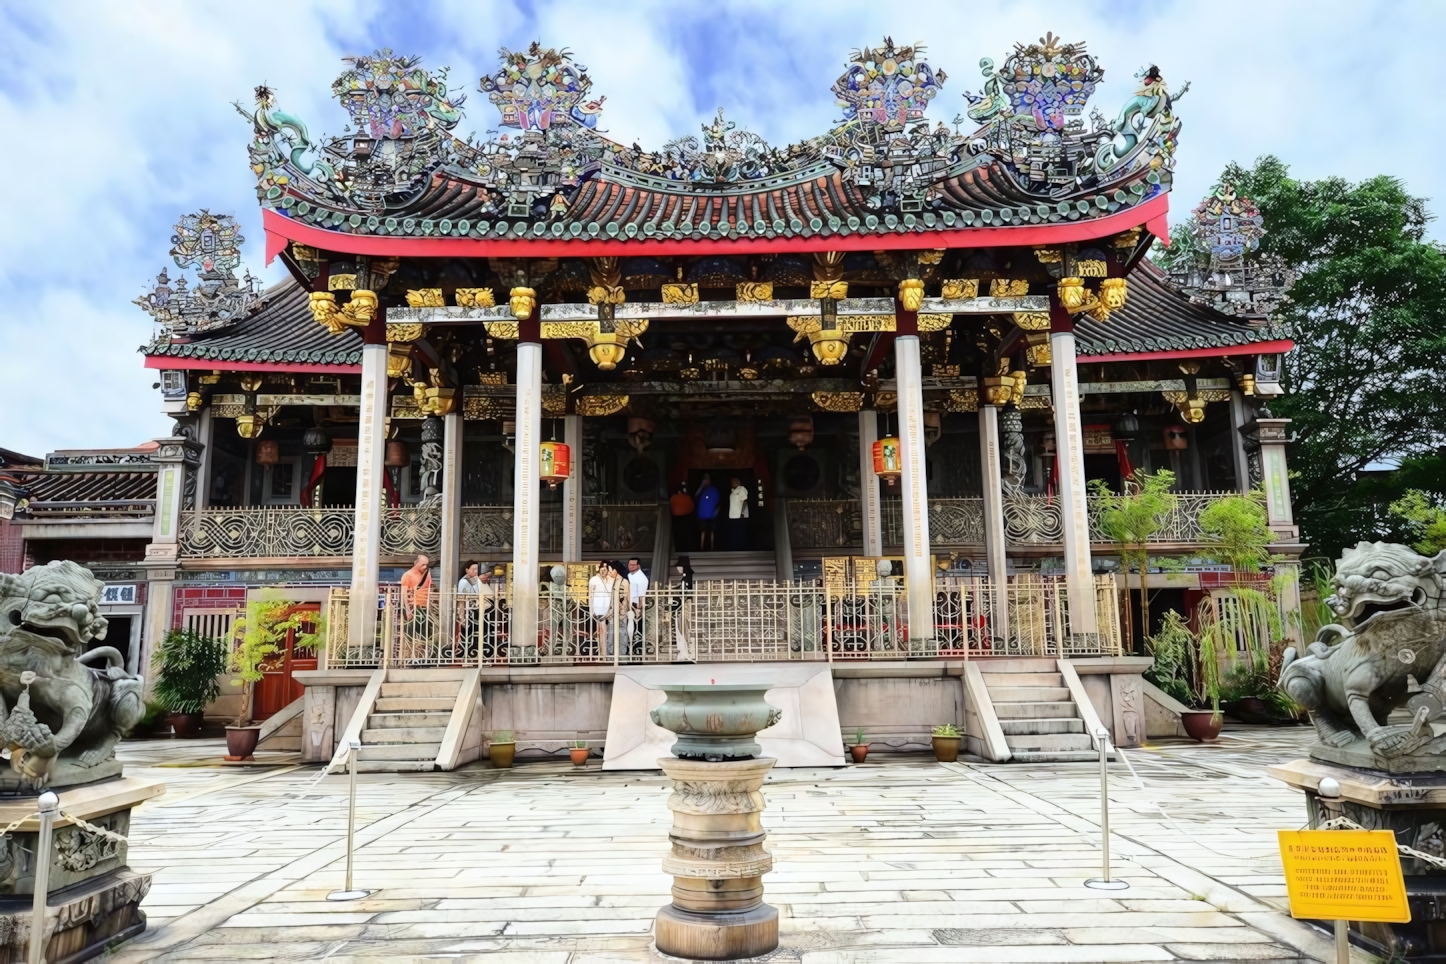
[{"left": 321, "top": 573, "right": 1122, "bottom": 668}]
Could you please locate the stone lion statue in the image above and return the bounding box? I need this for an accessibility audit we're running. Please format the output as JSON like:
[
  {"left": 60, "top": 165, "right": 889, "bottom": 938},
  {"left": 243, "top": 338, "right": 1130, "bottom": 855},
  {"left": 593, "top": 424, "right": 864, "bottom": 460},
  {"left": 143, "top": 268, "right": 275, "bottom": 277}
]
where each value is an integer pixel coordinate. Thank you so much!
[
  {"left": 1279, "top": 541, "right": 1446, "bottom": 769},
  {"left": 0, "top": 561, "right": 145, "bottom": 788}
]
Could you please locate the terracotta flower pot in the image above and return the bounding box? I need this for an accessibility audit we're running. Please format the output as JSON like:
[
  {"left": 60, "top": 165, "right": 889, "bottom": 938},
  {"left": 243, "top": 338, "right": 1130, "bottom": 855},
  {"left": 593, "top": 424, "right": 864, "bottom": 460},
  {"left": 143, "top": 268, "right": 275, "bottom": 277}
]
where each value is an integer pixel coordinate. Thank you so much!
[
  {"left": 225, "top": 725, "right": 262, "bottom": 760},
  {"left": 490, "top": 742, "right": 516, "bottom": 768},
  {"left": 1181, "top": 710, "right": 1223, "bottom": 742},
  {"left": 570, "top": 747, "right": 590, "bottom": 766},
  {"left": 931, "top": 736, "right": 960, "bottom": 762},
  {"left": 168, "top": 712, "right": 205, "bottom": 738},
  {"left": 849, "top": 744, "right": 869, "bottom": 764}
]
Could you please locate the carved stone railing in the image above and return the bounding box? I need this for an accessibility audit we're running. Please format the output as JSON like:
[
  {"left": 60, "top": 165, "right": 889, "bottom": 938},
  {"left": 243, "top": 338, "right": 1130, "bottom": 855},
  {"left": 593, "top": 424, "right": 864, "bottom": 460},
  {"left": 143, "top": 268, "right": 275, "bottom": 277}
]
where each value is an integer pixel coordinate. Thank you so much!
[
  {"left": 786, "top": 500, "right": 863, "bottom": 551},
  {"left": 461, "top": 505, "right": 561, "bottom": 555},
  {"left": 1003, "top": 495, "right": 1065, "bottom": 545},
  {"left": 179, "top": 507, "right": 356, "bottom": 558},
  {"left": 379, "top": 507, "right": 442, "bottom": 557},
  {"left": 1089, "top": 491, "right": 1231, "bottom": 545}
]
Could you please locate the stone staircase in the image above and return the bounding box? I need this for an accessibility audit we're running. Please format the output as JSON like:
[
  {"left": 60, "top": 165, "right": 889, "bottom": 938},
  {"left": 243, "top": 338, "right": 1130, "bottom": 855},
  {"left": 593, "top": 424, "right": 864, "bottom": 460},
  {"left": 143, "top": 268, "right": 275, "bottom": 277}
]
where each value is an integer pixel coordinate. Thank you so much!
[
  {"left": 685, "top": 551, "right": 779, "bottom": 582},
  {"left": 978, "top": 659, "right": 1101, "bottom": 763},
  {"left": 355, "top": 672, "right": 465, "bottom": 772}
]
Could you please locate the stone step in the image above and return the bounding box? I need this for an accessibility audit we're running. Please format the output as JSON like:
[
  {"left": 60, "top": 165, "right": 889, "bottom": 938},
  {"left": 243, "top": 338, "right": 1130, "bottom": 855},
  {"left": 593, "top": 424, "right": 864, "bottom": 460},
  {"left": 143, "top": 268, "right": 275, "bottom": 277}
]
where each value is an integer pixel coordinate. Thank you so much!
[
  {"left": 368, "top": 712, "right": 451, "bottom": 729},
  {"left": 362, "top": 726, "right": 448, "bottom": 744},
  {"left": 386, "top": 668, "right": 470, "bottom": 682},
  {"left": 373, "top": 697, "right": 456, "bottom": 713},
  {"left": 1005, "top": 732, "right": 1094, "bottom": 752},
  {"left": 999, "top": 717, "right": 1085, "bottom": 736},
  {"left": 992, "top": 701, "right": 1077, "bottom": 719},
  {"left": 982, "top": 672, "right": 1065, "bottom": 687},
  {"left": 256, "top": 736, "right": 301, "bottom": 751},
  {"left": 355, "top": 760, "right": 437, "bottom": 773},
  {"left": 976, "top": 658, "right": 1058, "bottom": 674},
  {"left": 380, "top": 681, "right": 462, "bottom": 699},
  {"left": 357, "top": 742, "right": 442, "bottom": 761},
  {"left": 1008, "top": 749, "right": 1103, "bottom": 764},
  {"left": 986, "top": 686, "right": 1072, "bottom": 703}
]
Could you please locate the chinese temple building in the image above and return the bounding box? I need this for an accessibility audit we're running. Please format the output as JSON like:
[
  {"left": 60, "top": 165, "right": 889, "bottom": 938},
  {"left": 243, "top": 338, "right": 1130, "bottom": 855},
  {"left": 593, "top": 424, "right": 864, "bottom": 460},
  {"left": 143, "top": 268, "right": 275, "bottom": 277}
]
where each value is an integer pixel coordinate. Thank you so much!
[{"left": 106, "top": 35, "right": 1299, "bottom": 764}]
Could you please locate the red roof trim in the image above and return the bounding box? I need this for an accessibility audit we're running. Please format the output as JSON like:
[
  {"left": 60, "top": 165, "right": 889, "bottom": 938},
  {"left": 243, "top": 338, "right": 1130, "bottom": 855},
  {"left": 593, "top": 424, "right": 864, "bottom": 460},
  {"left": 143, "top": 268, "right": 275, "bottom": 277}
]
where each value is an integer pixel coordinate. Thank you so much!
[
  {"left": 262, "top": 195, "right": 1170, "bottom": 263},
  {"left": 1076, "top": 339, "right": 1294, "bottom": 364},
  {"left": 143, "top": 355, "right": 361, "bottom": 374}
]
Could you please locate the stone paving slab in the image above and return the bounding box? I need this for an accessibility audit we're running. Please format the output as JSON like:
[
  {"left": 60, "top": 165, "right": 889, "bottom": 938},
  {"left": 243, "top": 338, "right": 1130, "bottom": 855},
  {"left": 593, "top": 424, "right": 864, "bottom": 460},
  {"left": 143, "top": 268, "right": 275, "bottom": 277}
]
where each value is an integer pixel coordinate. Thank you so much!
[{"left": 95, "top": 725, "right": 1370, "bottom": 962}]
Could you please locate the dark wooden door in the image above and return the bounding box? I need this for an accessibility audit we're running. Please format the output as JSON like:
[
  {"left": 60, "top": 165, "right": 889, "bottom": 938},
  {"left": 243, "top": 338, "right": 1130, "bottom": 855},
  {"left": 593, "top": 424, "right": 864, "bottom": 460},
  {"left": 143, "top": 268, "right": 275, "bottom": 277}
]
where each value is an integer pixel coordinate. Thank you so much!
[{"left": 253, "top": 603, "right": 320, "bottom": 720}]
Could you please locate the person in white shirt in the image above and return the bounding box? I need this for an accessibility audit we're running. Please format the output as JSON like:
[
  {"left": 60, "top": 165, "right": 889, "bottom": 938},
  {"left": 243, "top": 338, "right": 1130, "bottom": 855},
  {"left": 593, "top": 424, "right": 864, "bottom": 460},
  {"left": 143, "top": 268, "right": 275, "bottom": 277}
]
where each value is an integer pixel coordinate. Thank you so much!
[
  {"left": 727, "top": 477, "right": 750, "bottom": 550},
  {"left": 456, "top": 561, "right": 481, "bottom": 660},
  {"left": 626, "top": 557, "right": 649, "bottom": 655},
  {"left": 588, "top": 561, "right": 616, "bottom": 657}
]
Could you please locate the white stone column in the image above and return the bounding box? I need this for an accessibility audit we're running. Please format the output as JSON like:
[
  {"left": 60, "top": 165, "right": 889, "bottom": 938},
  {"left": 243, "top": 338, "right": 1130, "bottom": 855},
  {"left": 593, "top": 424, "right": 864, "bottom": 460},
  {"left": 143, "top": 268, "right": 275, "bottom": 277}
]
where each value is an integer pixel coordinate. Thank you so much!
[
  {"left": 440, "top": 411, "right": 464, "bottom": 588},
  {"left": 1228, "top": 391, "right": 1252, "bottom": 495},
  {"left": 511, "top": 340, "right": 543, "bottom": 650},
  {"left": 857, "top": 409, "right": 883, "bottom": 558},
  {"left": 895, "top": 336, "right": 934, "bottom": 642},
  {"left": 562, "top": 414, "right": 582, "bottom": 562},
  {"left": 145, "top": 434, "right": 200, "bottom": 565},
  {"left": 978, "top": 404, "right": 1010, "bottom": 641},
  {"left": 1049, "top": 329, "right": 1099, "bottom": 636},
  {"left": 1256, "top": 417, "right": 1297, "bottom": 535},
  {"left": 348, "top": 340, "right": 388, "bottom": 650}
]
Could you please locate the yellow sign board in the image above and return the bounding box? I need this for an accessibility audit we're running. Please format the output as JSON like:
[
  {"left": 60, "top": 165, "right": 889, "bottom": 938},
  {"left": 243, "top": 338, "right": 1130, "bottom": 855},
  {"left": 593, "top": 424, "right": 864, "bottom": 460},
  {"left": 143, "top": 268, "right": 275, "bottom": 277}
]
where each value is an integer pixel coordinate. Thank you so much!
[{"left": 1277, "top": 829, "right": 1410, "bottom": 923}]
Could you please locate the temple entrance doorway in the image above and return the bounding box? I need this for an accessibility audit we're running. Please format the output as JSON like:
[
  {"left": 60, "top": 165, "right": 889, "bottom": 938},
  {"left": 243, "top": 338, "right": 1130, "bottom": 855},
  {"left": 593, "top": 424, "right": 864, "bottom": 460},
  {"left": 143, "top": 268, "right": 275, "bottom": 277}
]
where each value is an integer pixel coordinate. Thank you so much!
[{"left": 684, "top": 469, "right": 767, "bottom": 553}]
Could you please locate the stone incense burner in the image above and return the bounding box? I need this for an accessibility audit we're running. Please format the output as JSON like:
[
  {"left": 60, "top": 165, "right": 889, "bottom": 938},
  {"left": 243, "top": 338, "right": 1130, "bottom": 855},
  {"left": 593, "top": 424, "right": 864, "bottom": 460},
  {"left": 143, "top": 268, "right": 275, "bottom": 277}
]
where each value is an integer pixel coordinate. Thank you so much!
[{"left": 649, "top": 684, "right": 781, "bottom": 960}]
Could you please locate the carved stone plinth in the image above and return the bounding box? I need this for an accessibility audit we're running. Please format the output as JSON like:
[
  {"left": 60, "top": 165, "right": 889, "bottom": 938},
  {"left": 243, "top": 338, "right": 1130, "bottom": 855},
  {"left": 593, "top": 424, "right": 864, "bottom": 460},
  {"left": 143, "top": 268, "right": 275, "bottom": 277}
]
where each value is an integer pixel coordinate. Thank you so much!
[
  {"left": 0, "top": 868, "right": 151, "bottom": 963},
  {"left": 654, "top": 757, "right": 778, "bottom": 961},
  {"left": 1271, "top": 759, "right": 1446, "bottom": 961}
]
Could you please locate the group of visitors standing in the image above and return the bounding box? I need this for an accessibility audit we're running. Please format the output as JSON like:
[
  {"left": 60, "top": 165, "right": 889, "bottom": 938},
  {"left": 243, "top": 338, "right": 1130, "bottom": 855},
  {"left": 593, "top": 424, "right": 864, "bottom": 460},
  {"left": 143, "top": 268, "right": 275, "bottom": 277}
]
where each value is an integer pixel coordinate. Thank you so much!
[{"left": 670, "top": 474, "right": 752, "bottom": 552}]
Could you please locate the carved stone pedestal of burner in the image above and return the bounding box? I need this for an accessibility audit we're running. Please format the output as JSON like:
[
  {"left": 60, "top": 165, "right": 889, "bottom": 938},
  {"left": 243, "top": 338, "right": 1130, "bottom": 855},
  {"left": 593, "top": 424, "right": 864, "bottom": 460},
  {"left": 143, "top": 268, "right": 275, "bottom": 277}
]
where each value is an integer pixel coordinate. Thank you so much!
[
  {"left": 1271, "top": 758, "right": 1446, "bottom": 961},
  {"left": 649, "top": 684, "right": 781, "bottom": 961},
  {"left": 0, "top": 777, "right": 164, "bottom": 962}
]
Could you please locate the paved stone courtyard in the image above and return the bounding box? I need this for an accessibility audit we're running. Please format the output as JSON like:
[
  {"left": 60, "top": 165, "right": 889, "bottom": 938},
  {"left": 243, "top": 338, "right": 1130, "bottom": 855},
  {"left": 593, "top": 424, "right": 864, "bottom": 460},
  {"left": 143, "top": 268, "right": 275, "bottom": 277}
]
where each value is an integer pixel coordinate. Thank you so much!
[{"left": 103, "top": 726, "right": 1365, "bottom": 963}]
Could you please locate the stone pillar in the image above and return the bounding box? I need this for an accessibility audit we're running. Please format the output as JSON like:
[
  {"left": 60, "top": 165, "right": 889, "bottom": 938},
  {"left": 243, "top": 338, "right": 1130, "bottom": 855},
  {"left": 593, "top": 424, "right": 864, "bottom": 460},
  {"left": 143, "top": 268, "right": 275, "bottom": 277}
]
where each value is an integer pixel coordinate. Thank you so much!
[
  {"left": 978, "top": 404, "right": 1010, "bottom": 642},
  {"left": 1228, "top": 391, "right": 1252, "bottom": 495},
  {"left": 511, "top": 335, "right": 543, "bottom": 652},
  {"left": 1048, "top": 323, "right": 1098, "bottom": 636},
  {"left": 857, "top": 409, "right": 883, "bottom": 558},
  {"left": 348, "top": 327, "right": 388, "bottom": 651},
  {"left": 1255, "top": 417, "right": 1297, "bottom": 541},
  {"left": 651, "top": 685, "right": 781, "bottom": 960},
  {"left": 894, "top": 335, "right": 934, "bottom": 642},
  {"left": 440, "top": 411, "right": 464, "bottom": 588},
  {"left": 562, "top": 414, "right": 583, "bottom": 562},
  {"left": 145, "top": 434, "right": 201, "bottom": 566}
]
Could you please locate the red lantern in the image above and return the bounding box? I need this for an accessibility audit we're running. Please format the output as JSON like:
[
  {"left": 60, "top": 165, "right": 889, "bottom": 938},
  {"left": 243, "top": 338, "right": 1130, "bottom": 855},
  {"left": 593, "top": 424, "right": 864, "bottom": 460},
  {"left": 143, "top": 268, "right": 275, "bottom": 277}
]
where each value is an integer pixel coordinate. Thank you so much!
[
  {"left": 872, "top": 437, "right": 902, "bottom": 487},
  {"left": 255, "top": 440, "right": 280, "bottom": 466},
  {"left": 384, "top": 439, "right": 411, "bottom": 468},
  {"left": 540, "top": 441, "right": 571, "bottom": 489}
]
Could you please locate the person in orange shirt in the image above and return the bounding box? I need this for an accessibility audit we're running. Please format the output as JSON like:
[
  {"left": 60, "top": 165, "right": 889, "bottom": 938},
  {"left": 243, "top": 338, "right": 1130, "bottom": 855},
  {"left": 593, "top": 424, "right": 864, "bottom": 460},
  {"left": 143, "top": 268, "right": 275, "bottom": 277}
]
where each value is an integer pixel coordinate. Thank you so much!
[
  {"left": 670, "top": 483, "right": 695, "bottom": 552},
  {"left": 400, "top": 554, "right": 433, "bottom": 627}
]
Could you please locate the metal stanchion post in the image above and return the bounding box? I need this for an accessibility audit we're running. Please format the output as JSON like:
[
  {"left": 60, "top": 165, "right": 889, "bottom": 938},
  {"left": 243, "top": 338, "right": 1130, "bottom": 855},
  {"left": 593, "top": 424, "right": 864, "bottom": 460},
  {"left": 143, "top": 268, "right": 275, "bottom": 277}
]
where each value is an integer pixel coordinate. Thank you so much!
[
  {"left": 29, "top": 790, "right": 58, "bottom": 964},
  {"left": 1315, "top": 778, "right": 1350, "bottom": 964},
  {"left": 1085, "top": 726, "right": 1128, "bottom": 891},
  {"left": 327, "top": 741, "right": 370, "bottom": 901}
]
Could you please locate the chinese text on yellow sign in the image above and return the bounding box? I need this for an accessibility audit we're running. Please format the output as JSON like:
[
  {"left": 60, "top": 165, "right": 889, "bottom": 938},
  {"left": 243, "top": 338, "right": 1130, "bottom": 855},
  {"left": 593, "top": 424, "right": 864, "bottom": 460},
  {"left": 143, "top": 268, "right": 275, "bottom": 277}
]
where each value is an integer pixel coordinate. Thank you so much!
[{"left": 1277, "top": 829, "right": 1409, "bottom": 923}]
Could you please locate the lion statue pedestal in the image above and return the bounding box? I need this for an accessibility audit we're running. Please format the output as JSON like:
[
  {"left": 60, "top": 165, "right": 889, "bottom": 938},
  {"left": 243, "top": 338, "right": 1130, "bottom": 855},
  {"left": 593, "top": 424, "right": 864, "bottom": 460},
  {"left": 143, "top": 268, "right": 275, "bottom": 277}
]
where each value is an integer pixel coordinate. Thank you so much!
[
  {"left": 1271, "top": 542, "right": 1446, "bottom": 960},
  {"left": 0, "top": 561, "right": 164, "bottom": 961}
]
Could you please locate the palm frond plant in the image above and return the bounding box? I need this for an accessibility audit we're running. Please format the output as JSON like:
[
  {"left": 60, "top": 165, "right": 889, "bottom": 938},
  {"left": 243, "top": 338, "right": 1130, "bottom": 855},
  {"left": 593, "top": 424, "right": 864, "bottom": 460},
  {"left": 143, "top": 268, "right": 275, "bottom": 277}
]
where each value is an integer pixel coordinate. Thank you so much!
[
  {"left": 1143, "top": 610, "right": 1194, "bottom": 707},
  {"left": 152, "top": 629, "right": 228, "bottom": 716},
  {"left": 1090, "top": 469, "right": 1177, "bottom": 639}
]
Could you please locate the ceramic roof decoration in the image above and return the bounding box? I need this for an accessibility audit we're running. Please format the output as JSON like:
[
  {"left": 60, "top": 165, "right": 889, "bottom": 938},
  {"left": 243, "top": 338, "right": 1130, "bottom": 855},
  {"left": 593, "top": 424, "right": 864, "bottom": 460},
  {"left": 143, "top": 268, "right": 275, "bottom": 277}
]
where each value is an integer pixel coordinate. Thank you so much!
[
  {"left": 1167, "top": 184, "right": 1295, "bottom": 318},
  {"left": 243, "top": 35, "right": 1183, "bottom": 256},
  {"left": 133, "top": 211, "right": 261, "bottom": 335}
]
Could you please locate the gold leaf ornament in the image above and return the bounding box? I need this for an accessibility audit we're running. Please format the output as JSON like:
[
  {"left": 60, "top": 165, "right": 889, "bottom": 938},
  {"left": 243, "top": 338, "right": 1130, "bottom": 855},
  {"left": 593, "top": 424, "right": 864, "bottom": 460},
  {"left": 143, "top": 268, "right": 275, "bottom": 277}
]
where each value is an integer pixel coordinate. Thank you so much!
[
  {"left": 1057, "top": 277, "right": 1086, "bottom": 312},
  {"left": 809, "top": 280, "right": 848, "bottom": 300},
  {"left": 455, "top": 288, "right": 495, "bottom": 308},
  {"left": 735, "top": 282, "right": 774, "bottom": 303},
  {"left": 405, "top": 288, "right": 445, "bottom": 308},
  {"left": 661, "top": 283, "right": 699, "bottom": 305},
  {"left": 509, "top": 286, "right": 538, "bottom": 320},
  {"left": 940, "top": 279, "right": 979, "bottom": 300},
  {"left": 897, "top": 278, "right": 925, "bottom": 312},
  {"left": 587, "top": 285, "right": 626, "bottom": 305},
  {"left": 1099, "top": 277, "right": 1128, "bottom": 311}
]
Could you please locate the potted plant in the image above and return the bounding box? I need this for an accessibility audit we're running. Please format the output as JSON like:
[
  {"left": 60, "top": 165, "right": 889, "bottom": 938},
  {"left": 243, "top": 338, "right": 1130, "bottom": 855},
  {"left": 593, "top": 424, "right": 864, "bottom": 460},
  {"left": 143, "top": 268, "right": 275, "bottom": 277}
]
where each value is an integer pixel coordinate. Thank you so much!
[
  {"left": 226, "top": 594, "right": 320, "bottom": 760},
  {"left": 931, "top": 723, "right": 960, "bottom": 762},
  {"left": 569, "top": 740, "right": 590, "bottom": 766},
  {"left": 489, "top": 730, "right": 516, "bottom": 768},
  {"left": 152, "top": 628, "right": 227, "bottom": 737},
  {"left": 849, "top": 727, "right": 869, "bottom": 764},
  {"left": 132, "top": 701, "right": 171, "bottom": 739},
  {"left": 1146, "top": 611, "right": 1222, "bottom": 741},
  {"left": 1090, "top": 469, "right": 1177, "bottom": 644}
]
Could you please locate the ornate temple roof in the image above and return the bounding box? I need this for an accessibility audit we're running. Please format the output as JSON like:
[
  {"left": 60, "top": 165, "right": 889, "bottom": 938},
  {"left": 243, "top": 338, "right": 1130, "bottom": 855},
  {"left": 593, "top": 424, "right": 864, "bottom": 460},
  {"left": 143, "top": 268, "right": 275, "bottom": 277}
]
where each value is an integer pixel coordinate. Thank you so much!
[
  {"left": 143, "top": 279, "right": 363, "bottom": 371},
  {"left": 245, "top": 36, "right": 1183, "bottom": 259}
]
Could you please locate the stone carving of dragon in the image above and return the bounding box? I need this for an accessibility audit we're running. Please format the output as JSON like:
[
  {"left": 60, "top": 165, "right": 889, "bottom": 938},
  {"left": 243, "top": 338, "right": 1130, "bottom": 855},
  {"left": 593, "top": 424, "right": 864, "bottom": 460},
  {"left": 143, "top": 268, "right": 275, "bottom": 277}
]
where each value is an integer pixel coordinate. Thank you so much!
[
  {"left": 0, "top": 561, "right": 145, "bottom": 788},
  {"left": 1279, "top": 542, "right": 1446, "bottom": 767}
]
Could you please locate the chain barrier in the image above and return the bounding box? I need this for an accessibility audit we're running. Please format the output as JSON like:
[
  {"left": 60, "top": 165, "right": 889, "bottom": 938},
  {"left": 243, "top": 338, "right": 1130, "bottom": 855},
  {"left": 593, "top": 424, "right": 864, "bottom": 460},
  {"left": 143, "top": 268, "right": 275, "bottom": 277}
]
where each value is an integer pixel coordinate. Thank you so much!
[
  {"left": 0, "top": 813, "right": 39, "bottom": 839},
  {"left": 1316, "top": 814, "right": 1446, "bottom": 870},
  {"left": 59, "top": 811, "right": 129, "bottom": 846}
]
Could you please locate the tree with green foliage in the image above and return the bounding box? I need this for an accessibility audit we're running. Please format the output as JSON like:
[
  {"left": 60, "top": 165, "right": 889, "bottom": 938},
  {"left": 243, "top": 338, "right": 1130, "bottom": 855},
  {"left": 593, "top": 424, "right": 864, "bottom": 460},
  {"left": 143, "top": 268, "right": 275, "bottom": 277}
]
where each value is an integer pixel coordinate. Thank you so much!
[
  {"left": 1389, "top": 490, "right": 1446, "bottom": 556},
  {"left": 1198, "top": 489, "right": 1276, "bottom": 572},
  {"left": 1156, "top": 156, "right": 1446, "bottom": 560},
  {"left": 1090, "top": 469, "right": 1176, "bottom": 640},
  {"left": 228, "top": 590, "right": 322, "bottom": 727}
]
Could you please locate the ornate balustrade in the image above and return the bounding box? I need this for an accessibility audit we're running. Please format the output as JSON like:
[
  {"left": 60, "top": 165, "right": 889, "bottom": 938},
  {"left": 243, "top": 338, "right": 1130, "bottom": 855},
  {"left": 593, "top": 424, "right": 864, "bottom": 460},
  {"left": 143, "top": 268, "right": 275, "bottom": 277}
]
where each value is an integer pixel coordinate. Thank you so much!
[
  {"left": 583, "top": 502, "right": 658, "bottom": 555},
  {"left": 180, "top": 506, "right": 356, "bottom": 558},
  {"left": 321, "top": 573, "right": 1122, "bottom": 668}
]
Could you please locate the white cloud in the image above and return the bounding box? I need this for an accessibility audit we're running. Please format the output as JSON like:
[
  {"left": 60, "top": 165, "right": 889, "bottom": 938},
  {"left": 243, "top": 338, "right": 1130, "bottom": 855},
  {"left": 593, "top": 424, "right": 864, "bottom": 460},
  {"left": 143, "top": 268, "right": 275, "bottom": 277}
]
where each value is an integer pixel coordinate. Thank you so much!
[{"left": 1, "top": 0, "right": 1440, "bottom": 455}]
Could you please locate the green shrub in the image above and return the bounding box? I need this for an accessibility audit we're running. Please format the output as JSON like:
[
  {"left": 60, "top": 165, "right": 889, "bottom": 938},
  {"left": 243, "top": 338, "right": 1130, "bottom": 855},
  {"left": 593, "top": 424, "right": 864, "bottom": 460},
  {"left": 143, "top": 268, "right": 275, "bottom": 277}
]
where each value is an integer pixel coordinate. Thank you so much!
[
  {"left": 931, "top": 723, "right": 960, "bottom": 738},
  {"left": 151, "top": 629, "right": 227, "bottom": 715}
]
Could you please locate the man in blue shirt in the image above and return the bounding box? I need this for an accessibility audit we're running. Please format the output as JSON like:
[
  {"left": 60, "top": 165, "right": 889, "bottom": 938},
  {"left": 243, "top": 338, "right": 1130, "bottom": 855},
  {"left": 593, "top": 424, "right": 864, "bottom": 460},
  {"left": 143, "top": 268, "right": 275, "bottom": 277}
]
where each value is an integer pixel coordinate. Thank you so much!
[{"left": 695, "top": 474, "right": 720, "bottom": 551}]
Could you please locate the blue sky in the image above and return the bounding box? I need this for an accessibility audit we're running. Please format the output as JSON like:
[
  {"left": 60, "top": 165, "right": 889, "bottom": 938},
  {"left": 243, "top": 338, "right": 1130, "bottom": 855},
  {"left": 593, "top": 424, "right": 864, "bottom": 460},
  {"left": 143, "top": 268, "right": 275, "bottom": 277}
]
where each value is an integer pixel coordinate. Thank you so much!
[{"left": 1, "top": 0, "right": 1441, "bottom": 456}]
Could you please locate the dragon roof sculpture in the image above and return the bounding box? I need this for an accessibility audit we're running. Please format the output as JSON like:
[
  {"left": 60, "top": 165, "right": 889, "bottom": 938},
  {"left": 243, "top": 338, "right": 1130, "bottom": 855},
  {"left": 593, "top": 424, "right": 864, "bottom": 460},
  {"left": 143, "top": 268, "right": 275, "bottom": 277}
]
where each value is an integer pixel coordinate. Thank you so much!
[{"left": 240, "top": 34, "right": 1184, "bottom": 246}]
